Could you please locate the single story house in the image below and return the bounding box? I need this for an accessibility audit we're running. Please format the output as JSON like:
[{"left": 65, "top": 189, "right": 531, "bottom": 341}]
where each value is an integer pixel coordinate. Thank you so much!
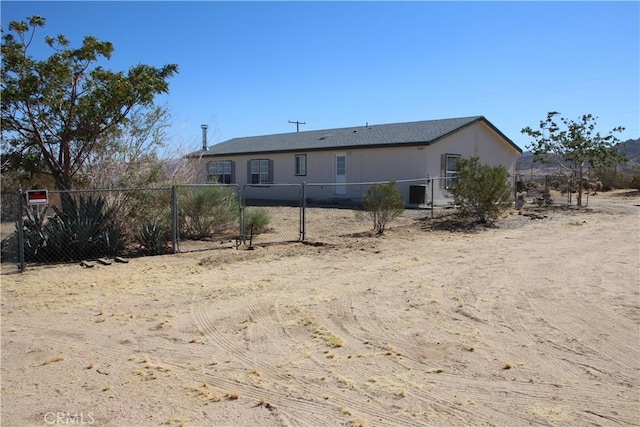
[{"left": 188, "top": 116, "right": 522, "bottom": 206}]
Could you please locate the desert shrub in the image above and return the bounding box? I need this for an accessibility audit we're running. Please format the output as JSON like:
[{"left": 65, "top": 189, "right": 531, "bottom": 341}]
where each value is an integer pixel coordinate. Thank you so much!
[
  {"left": 244, "top": 208, "right": 270, "bottom": 236},
  {"left": 20, "top": 195, "right": 125, "bottom": 261},
  {"left": 547, "top": 177, "right": 563, "bottom": 190},
  {"left": 594, "top": 166, "right": 628, "bottom": 191},
  {"left": 179, "top": 186, "right": 239, "bottom": 239},
  {"left": 628, "top": 168, "right": 640, "bottom": 190},
  {"left": 116, "top": 188, "right": 173, "bottom": 239},
  {"left": 449, "top": 157, "right": 512, "bottom": 224},
  {"left": 136, "top": 221, "right": 171, "bottom": 255},
  {"left": 362, "top": 181, "right": 405, "bottom": 234}
]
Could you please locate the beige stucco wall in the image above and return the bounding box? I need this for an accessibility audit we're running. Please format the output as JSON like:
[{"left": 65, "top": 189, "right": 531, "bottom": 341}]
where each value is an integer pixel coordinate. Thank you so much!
[{"left": 193, "top": 121, "right": 520, "bottom": 206}]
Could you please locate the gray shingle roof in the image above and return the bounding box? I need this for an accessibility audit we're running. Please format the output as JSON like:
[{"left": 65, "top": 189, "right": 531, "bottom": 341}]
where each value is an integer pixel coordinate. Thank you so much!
[{"left": 190, "top": 116, "right": 520, "bottom": 157}]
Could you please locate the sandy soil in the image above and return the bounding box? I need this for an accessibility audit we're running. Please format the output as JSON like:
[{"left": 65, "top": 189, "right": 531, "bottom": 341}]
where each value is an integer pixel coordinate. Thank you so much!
[{"left": 1, "top": 191, "right": 639, "bottom": 427}]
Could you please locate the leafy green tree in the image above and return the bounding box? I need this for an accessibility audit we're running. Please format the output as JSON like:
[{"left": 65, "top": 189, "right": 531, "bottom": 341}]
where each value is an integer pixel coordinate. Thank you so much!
[
  {"left": 449, "top": 157, "right": 512, "bottom": 224},
  {"left": 1, "top": 15, "right": 178, "bottom": 192},
  {"left": 362, "top": 181, "right": 405, "bottom": 234},
  {"left": 521, "top": 112, "right": 625, "bottom": 206}
]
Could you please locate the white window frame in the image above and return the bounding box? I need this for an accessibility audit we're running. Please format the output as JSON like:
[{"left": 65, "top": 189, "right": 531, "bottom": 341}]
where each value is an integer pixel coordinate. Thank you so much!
[
  {"left": 249, "top": 159, "right": 271, "bottom": 184},
  {"left": 295, "top": 154, "right": 307, "bottom": 176},
  {"left": 445, "top": 154, "right": 461, "bottom": 189},
  {"left": 207, "top": 160, "right": 233, "bottom": 184}
]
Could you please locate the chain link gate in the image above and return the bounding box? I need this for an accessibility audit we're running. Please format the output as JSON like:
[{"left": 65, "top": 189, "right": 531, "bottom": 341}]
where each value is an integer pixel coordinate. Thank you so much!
[{"left": 242, "top": 184, "right": 303, "bottom": 245}]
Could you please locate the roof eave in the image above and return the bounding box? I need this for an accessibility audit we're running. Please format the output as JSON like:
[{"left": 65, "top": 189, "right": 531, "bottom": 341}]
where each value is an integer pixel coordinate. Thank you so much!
[{"left": 192, "top": 140, "right": 438, "bottom": 158}]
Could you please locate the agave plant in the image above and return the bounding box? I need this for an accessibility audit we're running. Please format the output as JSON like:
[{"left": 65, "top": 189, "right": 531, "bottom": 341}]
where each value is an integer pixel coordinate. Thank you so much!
[
  {"left": 19, "top": 205, "right": 50, "bottom": 261},
  {"left": 21, "top": 195, "right": 125, "bottom": 262},
  {"left": 136, "top": 221, "right": 170, "bottom": 255}
]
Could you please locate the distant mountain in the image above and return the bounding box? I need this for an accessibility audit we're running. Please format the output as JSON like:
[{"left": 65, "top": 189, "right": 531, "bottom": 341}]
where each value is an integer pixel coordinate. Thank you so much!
[
  {"left": 516, "top": 138, "right": 640, "bottom": 174},
  {"left": 618, "top": 138, "right": 640, "bottom": 164}
]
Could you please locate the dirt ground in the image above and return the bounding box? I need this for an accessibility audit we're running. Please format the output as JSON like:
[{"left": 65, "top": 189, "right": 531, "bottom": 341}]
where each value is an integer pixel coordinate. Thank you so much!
[{"left": 1, "top": 191, "right": 639, "bottom": 427}]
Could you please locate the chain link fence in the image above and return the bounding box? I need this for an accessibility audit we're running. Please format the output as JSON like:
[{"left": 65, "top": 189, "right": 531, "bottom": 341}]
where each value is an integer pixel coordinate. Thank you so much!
[
  {"left": 515, "top": 174, "right": 573, "bottom": 207},
  {"left": 175, "top": 184, "right": 242, "bottom": 252},
  {"left": 303, "top": 179, "right": 433, "bottom": 239},
  {"left": 7, "top": 187, "right": 175, "bottom": 269},
  {"left": 3, "top": 176, "right": 513, "bottom": 271},
  {"left": 242, "top": 184, "right": 303, "bottom": 245},
  {"left": 1, "top": 191, "right": 20, "bottom": 222}
]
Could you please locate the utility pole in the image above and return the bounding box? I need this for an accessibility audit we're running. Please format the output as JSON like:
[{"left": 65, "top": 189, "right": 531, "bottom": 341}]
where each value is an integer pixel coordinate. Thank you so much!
[{"left": 288, "top": 120, "right": 306, "bottom": 132}]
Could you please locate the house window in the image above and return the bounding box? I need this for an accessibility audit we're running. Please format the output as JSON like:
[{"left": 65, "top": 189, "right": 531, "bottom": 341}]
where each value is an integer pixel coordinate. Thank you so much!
[
  {"left": 249, "top": 159, "right": 271, "bottom": 184},
  {"left": 295, "top": 154, "right": 307, "bottom": 176},
  {"left": 207, "top": 160, "right": 233, "bottom": 184},
  {"left": 336, "top": 156, "right": 346, "bottom": 176},
  {"left": 444, "top": 154, "right": 461, "bottom": 189}
]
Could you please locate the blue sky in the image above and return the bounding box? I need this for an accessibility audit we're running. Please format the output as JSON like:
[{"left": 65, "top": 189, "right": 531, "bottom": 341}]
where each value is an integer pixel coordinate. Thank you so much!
[{"left": 2, "top": 1, "right": 639, "bottom": 153}]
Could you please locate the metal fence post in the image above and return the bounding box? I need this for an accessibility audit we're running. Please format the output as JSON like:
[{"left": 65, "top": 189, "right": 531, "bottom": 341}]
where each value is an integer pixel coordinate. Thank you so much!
[
  {"left": 237, "top": 185, "right": 243, "bottom": 246},
  {"left": 301, "top": 182, "right": 306, "bottom": 241},
  {"left": 17, "top": 189, "right": 25, "bottom": 272},
  {"left": 430, "top": 179, "right": 435, "bottom": 219},
  {"left": 240, "top": 185, "right": 246, "bottom": 244},
  {"left": 171, "top": 185, "right": 178, "bottom": 253}
]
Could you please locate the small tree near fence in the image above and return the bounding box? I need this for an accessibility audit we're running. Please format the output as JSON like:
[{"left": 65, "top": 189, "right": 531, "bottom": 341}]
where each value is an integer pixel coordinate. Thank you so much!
[
  {"left": 449, "top": 157, "right": 512, "bottom": 224},
  {"left": 362, "top": 181, "right": 405, "bottom": 234},
  {"left": 521, "top": 112, "right": 625, "bottom": 206}
]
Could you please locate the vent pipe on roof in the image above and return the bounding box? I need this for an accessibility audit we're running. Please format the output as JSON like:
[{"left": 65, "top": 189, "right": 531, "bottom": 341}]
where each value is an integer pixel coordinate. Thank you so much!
[{"left": 201, "top": 124, "right": 208, "bottom": 151}]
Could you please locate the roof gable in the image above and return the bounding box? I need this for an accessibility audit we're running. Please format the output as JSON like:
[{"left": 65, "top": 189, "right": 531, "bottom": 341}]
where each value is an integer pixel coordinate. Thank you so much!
[{"left": 190, "top": 116, "right": 521, "bottom": 156}]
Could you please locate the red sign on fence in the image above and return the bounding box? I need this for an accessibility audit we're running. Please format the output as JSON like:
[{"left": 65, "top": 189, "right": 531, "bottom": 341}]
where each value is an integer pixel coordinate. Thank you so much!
[{"left": 25, "top": 190, "right": 49, "bottom": 205}]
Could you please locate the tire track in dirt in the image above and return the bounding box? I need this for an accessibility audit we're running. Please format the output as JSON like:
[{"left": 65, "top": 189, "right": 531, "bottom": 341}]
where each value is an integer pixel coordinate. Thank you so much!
[
  {"left": 305, "top": 284, "right": 521, "bottom": 426},
  {"left": 329, "top": 264, "right": 429, "bottom": 355},
  {"left": 471, "top": 255, "right": 593, "bottom": 382},
  {"left": 423, "top": 372, "right": 629, "bottom": 412},
  {"left": 325, "top": 272, "right": 448, "bottom": 375},
  {"left": 497, "top": 290, "right": 586, "bottom": 379},
  {"left": 18, "top": 318, "right": 328, "bottom": 426},
  {"left": 243, "top": 294, "right": 296, "bottom": 357},
  {"left": 191, "top": 286, "right": 433, "bottom": 427},
  {"left": 470, "top": 290, "right": 638, "bottom": 423},
  {"left": 10, "top": 323, "right": 126, "bottom": 361},
  {"left": 303, "top": 257, "right": 537, "bottom": 426},
  {"left": 191, "top": 288, "right": 332, "bottom": 426},
  {"left": 528, "top": 297, "right": 639, "bottom": 373},
  {"left": 11, "top": 323, "right": 220, "bottom": 379}
]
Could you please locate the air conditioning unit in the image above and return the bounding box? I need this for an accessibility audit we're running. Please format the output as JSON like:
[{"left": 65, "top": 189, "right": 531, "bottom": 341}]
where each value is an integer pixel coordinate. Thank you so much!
[{"left": 409, "top": 185, "right": 428, "bottom": 205}]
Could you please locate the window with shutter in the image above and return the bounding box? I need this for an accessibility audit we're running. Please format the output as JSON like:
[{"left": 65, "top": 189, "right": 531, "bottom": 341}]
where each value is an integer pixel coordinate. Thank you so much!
[
  {"left": 207, "top": 160, "right": 234, "bottom": 184},
  {"left": 248, "top": 159, "right": 272, "bottom": 184},
  {"left": 441, "top": 154, "right": 461, "bottom": 189}
]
